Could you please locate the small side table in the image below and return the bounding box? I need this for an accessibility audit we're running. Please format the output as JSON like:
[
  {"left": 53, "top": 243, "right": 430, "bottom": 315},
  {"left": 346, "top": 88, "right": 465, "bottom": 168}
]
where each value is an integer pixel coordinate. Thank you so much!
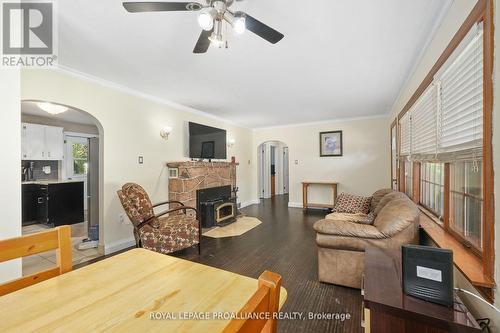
[{"left": 302, "top": 181, "right": 338, "bottom": 210}]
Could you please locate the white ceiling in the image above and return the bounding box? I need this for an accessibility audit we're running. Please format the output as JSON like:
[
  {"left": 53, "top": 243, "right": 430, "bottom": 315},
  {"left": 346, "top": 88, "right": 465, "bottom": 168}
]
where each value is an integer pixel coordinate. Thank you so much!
[
  {"left": 57, "top": 0, "right": 452, "bottom": 128},
  {"left": 22, "top": 101, "right": 97, "bottom": 125}
]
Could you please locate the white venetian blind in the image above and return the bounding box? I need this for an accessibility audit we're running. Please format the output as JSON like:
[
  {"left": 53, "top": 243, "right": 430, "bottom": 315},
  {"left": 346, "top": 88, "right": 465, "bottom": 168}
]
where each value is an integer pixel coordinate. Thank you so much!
[
  {"left": 411, "top": 84, "right": 438, "bottom": 155},
  {"left": 438, "top": 25, "right": 483, "bottom": 153},
  {"left": 399, "top": 112, "right": 411, "bottom": 156}
]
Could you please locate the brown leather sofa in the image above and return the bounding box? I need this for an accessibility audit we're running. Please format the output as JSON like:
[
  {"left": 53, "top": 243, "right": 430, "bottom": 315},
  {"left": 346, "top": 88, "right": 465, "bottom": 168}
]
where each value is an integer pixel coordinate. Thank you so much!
[{"left": 313, "top": 189, "right": 420, "bottom": 289}]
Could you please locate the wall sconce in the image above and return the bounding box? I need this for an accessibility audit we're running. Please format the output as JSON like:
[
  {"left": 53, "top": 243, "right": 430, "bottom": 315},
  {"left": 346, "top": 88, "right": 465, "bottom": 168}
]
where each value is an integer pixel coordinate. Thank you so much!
[
  {"left": 160, "top": 126, "right": 173, "bottom": 140},
  {"left": 227, "top": 138, "right": 236, "bottom": 148}
]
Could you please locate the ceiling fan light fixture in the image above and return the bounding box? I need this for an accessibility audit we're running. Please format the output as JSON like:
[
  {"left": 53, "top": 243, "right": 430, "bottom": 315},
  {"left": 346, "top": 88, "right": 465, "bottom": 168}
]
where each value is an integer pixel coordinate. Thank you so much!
[
  {"left": 208, "top": 32, "right": 224, "bottom": 48},
  {"left": 232, "top": 15, "right": 246, "bottom": 34},
  {"left": 198, "top": 9, "right": 215, "bottom": 31}
]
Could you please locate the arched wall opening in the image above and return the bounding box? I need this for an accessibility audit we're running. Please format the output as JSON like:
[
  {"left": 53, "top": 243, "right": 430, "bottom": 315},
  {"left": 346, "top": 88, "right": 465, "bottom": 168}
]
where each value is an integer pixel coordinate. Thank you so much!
[
  {"left": 21, "top": 99, "right": 105, "bottom": 261},
  {"left": 257, "top": 140, "right": 289, "bottom": 200}
]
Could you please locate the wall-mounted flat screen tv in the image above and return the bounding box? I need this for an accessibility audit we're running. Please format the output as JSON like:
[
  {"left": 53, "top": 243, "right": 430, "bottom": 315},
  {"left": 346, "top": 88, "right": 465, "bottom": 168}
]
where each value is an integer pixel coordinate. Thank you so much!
[{"left": 189, "top": 122, "right": 227, "bottom": 159}]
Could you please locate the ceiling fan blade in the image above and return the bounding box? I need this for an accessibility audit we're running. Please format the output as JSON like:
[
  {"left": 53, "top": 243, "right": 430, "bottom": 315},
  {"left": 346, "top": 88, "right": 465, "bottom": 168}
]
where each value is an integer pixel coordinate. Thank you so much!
[
  {"left": 193, "top": 29, "right": 213, "bottom": 54},
  {"left": 123, "top": 2, "right": 203, "bottom": 13},
  {"left": 244, "top": 14, "right": 284, "bottom": 44}
]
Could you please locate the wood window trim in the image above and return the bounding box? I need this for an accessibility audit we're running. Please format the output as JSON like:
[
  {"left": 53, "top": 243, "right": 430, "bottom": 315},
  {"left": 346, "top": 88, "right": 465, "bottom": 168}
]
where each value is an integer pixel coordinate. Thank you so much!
[
  {"left": 412, "top": 162, "right": 421, "bottom": 204},
  {"left": 390, "top": 119, "right": 398, "bottom": 189},
  {"left": 392, "top": 0, "right": 495, "bottom": 297}
]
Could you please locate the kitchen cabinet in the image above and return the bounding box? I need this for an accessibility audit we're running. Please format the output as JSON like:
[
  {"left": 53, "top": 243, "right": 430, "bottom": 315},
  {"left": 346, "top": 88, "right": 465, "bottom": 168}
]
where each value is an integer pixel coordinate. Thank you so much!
[
  {"left": 22, "top": 181, "right": 84, "bottom": 227},
  {"left": 21, "top": 184, "right": 46, "bottom": 225},
  {"left": 21, "top": 123, "right": 64, "bottom": 160}
]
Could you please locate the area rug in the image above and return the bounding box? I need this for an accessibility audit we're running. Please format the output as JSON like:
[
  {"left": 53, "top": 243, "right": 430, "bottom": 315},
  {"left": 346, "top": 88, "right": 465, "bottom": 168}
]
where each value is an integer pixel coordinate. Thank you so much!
[{"left": 203, "top": 216, "right": 262, "bottom": 238}]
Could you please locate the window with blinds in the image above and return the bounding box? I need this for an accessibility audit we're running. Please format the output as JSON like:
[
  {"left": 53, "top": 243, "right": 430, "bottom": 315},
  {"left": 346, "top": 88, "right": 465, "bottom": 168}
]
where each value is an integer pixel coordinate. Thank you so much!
[
  {"left": 398, "top": 23, "right": 483, "bottom": 160},
  {"left": 411, "top": 84, "right": 438, "bottom": 157},
  {"left": 438, "top": 26, "right": 483, "bottom": 153},
  {"left": 399, "top": 113, "right": 411, "bottom": 156}
]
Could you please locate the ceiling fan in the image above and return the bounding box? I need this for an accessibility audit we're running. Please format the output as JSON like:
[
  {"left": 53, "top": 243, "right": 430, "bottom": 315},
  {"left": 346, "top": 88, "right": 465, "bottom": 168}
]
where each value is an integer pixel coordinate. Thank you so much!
[{"left": 122, "top": 1, "right": 284, "bottom": 54}]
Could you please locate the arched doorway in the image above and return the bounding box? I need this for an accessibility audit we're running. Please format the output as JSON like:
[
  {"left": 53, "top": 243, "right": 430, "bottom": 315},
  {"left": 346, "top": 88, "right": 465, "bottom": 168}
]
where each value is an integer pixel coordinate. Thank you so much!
[
  {"left": 257, "top": 141, "right": 289, "bottom": 200},
  {"left": 20, "top": 100, "right": 104, "bottom": 272}
]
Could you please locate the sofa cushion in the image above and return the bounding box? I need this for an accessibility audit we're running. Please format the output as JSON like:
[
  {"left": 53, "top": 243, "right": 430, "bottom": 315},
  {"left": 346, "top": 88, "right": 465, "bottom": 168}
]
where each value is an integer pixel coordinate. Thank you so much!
[
  {"left": 373, "top": 191, "right": 408, "bottom": 216},
  {"left": 371, "top": 189, "right": 395, "bottom": 212},
  {"left": 325, "top": 212, "right": 375, "bottom": 225},
  {"left": 313, "top": 219, "right": 384, "bottom": 239},
  {"left": 316, "top": 223, "right": 417, "bottom": 252},
  {"left": 333, "top": 193, "right": 372, "bottom": 214},
  {"left": 373, "top": 198, "right": 419, "bottom": 237}
]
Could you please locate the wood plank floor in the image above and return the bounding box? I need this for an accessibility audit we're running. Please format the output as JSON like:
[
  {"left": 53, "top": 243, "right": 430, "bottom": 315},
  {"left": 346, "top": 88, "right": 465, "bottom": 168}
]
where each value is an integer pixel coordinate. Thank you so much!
[
  {"left": 78, "top": 195, "right": 363, "bottom": 333},
  {"left": 176, "top": 195, "right": 363, "bottom": 333}
]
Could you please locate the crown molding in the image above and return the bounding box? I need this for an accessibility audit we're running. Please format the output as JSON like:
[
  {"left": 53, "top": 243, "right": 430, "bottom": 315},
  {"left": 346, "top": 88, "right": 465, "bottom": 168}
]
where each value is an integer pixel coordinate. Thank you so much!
[
  {"left": 252, "top": 114, "right": 389, "bottom": 131},
  {"left": 52, "top": 65, "right": 250, "bottom": 129}
]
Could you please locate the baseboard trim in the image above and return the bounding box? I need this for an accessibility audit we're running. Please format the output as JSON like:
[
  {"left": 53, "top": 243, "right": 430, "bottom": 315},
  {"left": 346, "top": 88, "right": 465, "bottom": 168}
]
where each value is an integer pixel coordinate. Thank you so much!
[
  {"left": 288, "top": 202, "right": 328, "bottom": 210},
  {"left": 288, "top": 202, "right": 303, "bottom": 208},
  {"left": 240, "top": 200, "right": 260, "bottom": 208},
  {"left": 104, "top": 237, "right": 136, "bottom": 255}
]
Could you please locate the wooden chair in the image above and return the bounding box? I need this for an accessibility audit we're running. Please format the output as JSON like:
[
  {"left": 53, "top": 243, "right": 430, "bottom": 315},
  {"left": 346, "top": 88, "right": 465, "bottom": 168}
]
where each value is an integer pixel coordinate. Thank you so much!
[
  {"left": 0, "top": 225, "right": 72, "bottom": 296},
  {"left": 222, "top": 271, "right": 282, "bottom": 333}
]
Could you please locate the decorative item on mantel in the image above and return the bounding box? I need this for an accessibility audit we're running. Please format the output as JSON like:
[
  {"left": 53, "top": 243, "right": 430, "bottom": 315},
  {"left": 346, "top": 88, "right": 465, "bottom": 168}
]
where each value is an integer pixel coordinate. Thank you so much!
[{"left": 167, "top": 161, "right": 239, "bottom": 211}]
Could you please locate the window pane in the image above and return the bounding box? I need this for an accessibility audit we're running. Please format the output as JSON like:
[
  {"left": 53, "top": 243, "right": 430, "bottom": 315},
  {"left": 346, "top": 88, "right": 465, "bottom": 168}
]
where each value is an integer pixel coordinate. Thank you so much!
[
  {"left": 465, "top": 196, "right": 482, "bottom": 248},
  {"left": 420, "top": 162, "right": 444, "bottom": 218},
  {"left": 405, "top": 161, "right": 412, "bottom": 198},
  {"left": 449, "top": 160, "right": 483, "bottom": 250},
  {"left": 73, "top": 143, "right": 88, "bottom": 159},
  {"left": 74, "top": 160, "right": 88, "bottom": 175}
]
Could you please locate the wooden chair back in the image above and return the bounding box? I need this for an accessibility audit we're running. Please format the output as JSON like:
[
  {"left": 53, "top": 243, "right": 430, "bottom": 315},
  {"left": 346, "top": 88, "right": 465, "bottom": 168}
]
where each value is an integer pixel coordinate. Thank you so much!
[
  {"left": 0, "top": 225, "right": 72, "bottom": 296},
  {"left": 222, "top": 271, "right": 282, "bottom": 333}
]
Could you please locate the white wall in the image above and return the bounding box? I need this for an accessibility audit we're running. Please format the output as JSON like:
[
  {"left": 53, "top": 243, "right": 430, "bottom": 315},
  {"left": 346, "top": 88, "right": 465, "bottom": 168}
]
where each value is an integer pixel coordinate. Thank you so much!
[
  {"left": 388, "top": 0, "right": 500, "bottom": 328},
  {"left": 0, "top": 69, "right": 22, "bottom": 282},
  {"left": 21, "top": 68, "right": 254, "bottom": 254},
  {"left": 253, "top": 116, "right": 391, "bottom": 207}
]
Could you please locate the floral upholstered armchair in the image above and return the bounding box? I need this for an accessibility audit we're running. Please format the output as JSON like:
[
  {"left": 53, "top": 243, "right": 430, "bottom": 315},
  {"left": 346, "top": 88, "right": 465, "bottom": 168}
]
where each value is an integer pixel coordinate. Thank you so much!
[{"left": 117, "top": 183, "right": 201, "bottom": 255}]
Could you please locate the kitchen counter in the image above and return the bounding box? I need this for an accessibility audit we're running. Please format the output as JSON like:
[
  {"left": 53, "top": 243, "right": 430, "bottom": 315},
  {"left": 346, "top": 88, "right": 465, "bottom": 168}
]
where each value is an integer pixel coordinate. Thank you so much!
[
  {"left": 22, "top": 180, "right": 84, "bottom": 227},
  {"left": 22, "top": 179, "right": 85, "bottom": 185}
]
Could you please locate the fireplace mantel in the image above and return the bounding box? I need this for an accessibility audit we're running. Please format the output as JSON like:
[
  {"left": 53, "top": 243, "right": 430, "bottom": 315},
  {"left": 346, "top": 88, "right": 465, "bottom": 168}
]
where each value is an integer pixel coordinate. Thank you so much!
[{"left": 167, "top": 161, "right": 238, "bottom": 209}]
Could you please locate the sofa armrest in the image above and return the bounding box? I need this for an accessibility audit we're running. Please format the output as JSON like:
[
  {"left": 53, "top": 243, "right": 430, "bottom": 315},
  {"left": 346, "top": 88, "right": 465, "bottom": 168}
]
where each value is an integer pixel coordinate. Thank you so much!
[{"left": 313, "top": 219, "right": 386, "bottom": 239}]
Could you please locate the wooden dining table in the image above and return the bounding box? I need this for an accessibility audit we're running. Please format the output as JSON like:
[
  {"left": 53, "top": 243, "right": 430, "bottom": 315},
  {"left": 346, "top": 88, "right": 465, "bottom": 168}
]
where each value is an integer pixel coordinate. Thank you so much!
[{"left": 0, "top": 248, "right": 287, "bottom": 332}]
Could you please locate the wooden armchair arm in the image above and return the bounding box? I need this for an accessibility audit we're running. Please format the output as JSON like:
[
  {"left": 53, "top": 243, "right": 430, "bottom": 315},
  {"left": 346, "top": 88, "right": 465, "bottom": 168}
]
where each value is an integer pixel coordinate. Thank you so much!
[
  {"left": 152, "top": 200, "right": 184, "bottom": 208},
  {"left": 136, "top": 206, "right": 199, "bottom": 231}
]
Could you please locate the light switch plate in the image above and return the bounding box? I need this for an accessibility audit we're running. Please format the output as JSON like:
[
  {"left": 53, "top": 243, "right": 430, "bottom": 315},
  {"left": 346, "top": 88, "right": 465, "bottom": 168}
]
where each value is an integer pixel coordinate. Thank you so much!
[{"left": 138, "top": 156, "right": 144, "bottom": 164}]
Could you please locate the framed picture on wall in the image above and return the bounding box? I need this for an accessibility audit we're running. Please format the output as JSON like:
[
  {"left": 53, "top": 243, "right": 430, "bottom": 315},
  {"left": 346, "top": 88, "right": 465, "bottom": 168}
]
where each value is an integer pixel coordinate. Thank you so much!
[{"left": 319, "top": 131, "right": 343, "bottom": 157}]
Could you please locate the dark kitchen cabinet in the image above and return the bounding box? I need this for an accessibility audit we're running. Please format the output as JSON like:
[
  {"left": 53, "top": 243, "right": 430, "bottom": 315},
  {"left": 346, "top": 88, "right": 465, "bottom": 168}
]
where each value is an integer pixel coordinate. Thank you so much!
[
  {"left": 22, "top": 182, "right": 84, "bottom": 227},
  {"left": 22, "top": 184, "right": 46, "bottom": 225},
  {"left": 48, "top": 182, "right": 84, "bottom": 227}
]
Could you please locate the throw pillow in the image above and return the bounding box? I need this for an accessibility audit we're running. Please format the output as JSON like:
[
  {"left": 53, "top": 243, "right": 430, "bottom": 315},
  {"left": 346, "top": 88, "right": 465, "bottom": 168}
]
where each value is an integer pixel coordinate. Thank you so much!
[{"left": 333, "top": 193, "right": 372, "bottom": 214}]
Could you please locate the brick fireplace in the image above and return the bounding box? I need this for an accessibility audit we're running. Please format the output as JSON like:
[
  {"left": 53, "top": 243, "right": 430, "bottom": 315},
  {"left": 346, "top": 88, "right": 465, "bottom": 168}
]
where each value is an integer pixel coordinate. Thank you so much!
[{"left": 167, "top": 161, "right": 237, "bottom": 210}]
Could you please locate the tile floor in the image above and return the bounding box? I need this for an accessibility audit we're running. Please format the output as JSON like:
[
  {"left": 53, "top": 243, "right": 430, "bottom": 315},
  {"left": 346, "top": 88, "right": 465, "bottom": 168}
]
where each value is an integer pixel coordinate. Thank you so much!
[{"left": 22, "top": 222, "right": 101, "bottom": 275}]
